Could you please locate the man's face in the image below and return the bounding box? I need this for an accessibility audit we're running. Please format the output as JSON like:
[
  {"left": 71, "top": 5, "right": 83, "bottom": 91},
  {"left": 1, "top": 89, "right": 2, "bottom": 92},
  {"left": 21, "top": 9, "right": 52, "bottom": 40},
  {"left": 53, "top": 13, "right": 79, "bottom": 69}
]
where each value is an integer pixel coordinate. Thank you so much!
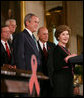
[
  {"left": 9, "top": 21, "right": 17, "bottom": 34},
  {"left": 1, "top": 27, "right": 10, "bottom": 41},
  {"left": 27, "top": 16, "right": 39, "bottom": 32},
  {"left": 38, "top": 28, "right": 48, "bottom": 43}
]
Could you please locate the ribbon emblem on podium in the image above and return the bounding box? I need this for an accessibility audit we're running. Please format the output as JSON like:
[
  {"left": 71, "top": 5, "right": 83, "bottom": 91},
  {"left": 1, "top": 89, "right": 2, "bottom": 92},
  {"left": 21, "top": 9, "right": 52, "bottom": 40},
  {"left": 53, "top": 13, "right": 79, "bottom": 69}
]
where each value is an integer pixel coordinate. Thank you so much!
[{"left": 29, "top": 55, "right": 40, "bottom": 96}]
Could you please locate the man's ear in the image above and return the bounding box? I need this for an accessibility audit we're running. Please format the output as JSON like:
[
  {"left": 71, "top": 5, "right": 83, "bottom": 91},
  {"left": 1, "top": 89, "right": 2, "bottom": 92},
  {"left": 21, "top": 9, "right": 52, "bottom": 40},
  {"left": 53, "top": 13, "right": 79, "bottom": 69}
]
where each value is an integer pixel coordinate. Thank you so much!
[
  {"left": 26, "top": 21, "right": 30, "bottom": 26},
  {"left": 37, "top": 33, "right": 39, "bottom": 38}
]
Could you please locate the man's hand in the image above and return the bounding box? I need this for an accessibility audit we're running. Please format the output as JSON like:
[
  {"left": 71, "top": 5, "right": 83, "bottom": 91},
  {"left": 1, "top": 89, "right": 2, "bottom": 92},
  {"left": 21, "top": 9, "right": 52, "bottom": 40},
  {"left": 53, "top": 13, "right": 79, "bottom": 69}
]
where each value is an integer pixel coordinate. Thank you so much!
[
  {"left": 3, "top": 64, "right": 16, "bottom": 69},
  {"left": 8, "top": 65, "right": 16, "bottom": 69}
]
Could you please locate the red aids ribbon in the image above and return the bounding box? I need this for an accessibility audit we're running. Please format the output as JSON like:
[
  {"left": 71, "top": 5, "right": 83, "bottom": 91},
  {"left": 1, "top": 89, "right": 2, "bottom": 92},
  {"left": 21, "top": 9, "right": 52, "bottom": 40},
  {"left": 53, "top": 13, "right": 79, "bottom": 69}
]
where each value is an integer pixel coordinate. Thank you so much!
[{"left": 29, "top": 55, "right": 40, "bottom": 96}]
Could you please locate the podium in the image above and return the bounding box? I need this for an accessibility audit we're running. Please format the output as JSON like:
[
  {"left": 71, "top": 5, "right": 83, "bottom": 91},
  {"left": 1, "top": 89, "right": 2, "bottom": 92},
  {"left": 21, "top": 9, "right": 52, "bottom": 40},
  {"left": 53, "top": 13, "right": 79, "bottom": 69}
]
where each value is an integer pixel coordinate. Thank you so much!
[{"left": 1, "top": 65, "right": 49, "bottom": 97}]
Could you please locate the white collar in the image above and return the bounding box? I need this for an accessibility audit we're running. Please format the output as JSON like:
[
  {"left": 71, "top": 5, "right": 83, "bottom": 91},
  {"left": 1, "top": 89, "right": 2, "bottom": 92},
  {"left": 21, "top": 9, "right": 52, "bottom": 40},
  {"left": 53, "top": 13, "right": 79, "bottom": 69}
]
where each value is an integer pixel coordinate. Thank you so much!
[
  {"left": 25, "top": 28, "right": 33, "bottom": 37},
  {"left": 1, "top": 40, "right": 6, "bottom": 44},
  {"left": 1, "top": 40, "right": 10, "bottom": 50},
  {"left": 38, "top": 40, "right": 47, "bottom": 50},
  {"left": 10, "top": 34, "right": 13, "bottom": 40}
]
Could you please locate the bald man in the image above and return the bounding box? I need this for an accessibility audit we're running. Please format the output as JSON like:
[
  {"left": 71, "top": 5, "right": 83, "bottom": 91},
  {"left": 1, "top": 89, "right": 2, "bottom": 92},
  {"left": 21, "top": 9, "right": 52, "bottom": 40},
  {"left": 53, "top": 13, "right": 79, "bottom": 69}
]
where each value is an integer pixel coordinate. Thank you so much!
[{"left": 37, "top": 27, "right": 55, "bottom": 97}]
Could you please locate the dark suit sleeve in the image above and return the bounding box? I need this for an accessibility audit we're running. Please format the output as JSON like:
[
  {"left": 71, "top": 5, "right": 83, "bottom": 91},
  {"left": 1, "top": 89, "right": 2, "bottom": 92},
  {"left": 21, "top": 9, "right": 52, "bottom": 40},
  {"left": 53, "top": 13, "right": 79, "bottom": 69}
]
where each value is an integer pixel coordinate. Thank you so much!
[
  {"left": 13, "top": 32, "right": 26, "bottom": 69},
  {"left": 68, "top": 54, "right": 83, "bottom": 65}
]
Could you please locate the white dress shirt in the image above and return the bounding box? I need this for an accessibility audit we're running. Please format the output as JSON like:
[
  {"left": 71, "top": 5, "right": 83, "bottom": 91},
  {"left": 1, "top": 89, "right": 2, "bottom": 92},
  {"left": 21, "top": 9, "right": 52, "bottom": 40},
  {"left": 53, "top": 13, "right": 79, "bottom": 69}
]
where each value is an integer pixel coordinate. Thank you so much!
[
  {"left": 25, "top": 28, "right": 33, "bottom": 37},
  {"left": 10, "top": 34, "right": 13, "bottom": 41},
  {"left": 1, "top": 40, "right": 11, "bottom": 51},
  {"left": 25, "top": 28, "right": 39, "bottom": 51},
  {"left": 38, "top": 40, "right": 47, "bottom": 51}
]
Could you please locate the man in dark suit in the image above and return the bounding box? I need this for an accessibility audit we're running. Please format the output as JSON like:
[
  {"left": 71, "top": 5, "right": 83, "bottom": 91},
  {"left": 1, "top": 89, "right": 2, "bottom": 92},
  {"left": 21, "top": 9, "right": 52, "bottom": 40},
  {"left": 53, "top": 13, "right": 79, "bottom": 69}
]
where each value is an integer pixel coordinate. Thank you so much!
[
  {"left": 1, "top": 25, "right": 16, "bottom": 97},
  {"left": 13, "top": 13, "right": 41, "bottom": 71},
  {"left": 12, "top": 13, "right": 42, "bottom": 97},
  {"left": 37, "top": 27, "right": 56, "bottom": 97},
  {"left": 68, "top": 54, "right": 83, "bottom": 65},
  {"left": 1, "top": 25, "right": 15, "bottom": 67},
  {"left": 65, "top": 53, "right": 83, "bottom": 97}
]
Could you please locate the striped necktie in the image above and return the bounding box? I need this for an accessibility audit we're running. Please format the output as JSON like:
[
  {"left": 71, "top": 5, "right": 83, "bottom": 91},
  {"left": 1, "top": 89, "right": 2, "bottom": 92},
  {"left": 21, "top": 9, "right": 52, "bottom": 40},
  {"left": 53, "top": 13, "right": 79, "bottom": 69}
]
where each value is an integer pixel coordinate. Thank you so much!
[{"left": 32, "top": 34, "right": 39, "bottom": 51}]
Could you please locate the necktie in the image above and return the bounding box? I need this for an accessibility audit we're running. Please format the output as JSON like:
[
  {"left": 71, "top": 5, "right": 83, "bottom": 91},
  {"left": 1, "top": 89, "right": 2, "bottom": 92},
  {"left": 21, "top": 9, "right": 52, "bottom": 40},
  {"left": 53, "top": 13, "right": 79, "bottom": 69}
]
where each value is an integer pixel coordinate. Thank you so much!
[
  {"left": 43, "top": 44, "right": 48, "bottom": 60},
  {"left": 32, "top": 34, "right": 39, "bottom": 51},
  {"left": 5, "top": 42, "right": 10, "bottom": 59}
]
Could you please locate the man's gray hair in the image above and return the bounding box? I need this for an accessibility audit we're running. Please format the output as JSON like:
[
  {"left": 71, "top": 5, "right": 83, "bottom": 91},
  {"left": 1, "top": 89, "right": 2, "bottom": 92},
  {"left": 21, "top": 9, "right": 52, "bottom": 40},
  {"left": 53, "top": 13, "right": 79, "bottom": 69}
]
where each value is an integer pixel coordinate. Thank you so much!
[
  {"left": 5, "top": 19, "right": 16, "bottom": 26},
  {"left": 24, "top": 13, "right": 37, "bottom": 26}
]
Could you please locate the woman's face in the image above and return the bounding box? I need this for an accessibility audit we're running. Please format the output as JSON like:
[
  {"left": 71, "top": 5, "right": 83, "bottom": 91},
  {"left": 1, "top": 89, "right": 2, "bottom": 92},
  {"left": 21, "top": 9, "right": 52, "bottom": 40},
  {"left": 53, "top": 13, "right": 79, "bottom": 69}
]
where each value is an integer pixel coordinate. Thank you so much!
[{"left": 58, "top": 30, "right": 69, "bottom": 45}]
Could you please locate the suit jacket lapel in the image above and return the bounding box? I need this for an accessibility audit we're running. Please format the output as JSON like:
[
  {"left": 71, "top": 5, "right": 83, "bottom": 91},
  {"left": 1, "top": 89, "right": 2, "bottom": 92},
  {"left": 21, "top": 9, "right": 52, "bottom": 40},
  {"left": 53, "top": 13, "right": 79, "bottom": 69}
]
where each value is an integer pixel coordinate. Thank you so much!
[
  {"left": 1, "top": 43, "right": 6, "bottom": 53},
  {"left": 37, "top": 41, "right": 50, "bottom": 54},
  {"left": 37, "top": 41, "right": 43, "bottom": 52},
  {"left": 23, "top": 29, "right": 39, "bottom": 55},
  {"left": 47, "top": 42, "right": 51, "bottom": 52},
  {"left": 1, "top": 42, "right": 11, "bottom": 59}
]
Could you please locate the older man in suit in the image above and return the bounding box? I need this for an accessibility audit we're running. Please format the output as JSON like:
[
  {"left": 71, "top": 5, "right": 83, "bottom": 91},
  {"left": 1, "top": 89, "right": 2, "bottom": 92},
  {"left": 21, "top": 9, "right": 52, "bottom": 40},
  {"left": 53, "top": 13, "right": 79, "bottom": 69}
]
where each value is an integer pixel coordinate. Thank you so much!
[
  {"left": 37, "top": 27, "right": 56, "bottom": 97},
  {"left": 5, "top": 19, "right": 17, "bottom": 43},
  {"left": 13, "top": 13, "right": 41, "bottom": 71}
]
